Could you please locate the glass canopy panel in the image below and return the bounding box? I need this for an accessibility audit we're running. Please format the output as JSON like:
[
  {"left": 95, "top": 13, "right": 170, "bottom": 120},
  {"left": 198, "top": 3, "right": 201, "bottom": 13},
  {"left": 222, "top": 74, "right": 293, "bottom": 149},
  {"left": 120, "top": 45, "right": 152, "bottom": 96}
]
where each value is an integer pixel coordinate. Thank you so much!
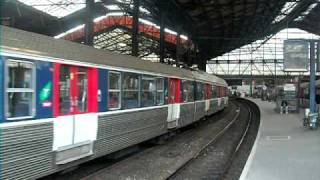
[
  {"left": 272, "top": 2, "right": 298, "bottom": 24},
  {"left": 18, "top": 0, "right": 85, "bottom": 18},
  {"left": 208, "top": 28, "right": 320, "bottom": 76}
]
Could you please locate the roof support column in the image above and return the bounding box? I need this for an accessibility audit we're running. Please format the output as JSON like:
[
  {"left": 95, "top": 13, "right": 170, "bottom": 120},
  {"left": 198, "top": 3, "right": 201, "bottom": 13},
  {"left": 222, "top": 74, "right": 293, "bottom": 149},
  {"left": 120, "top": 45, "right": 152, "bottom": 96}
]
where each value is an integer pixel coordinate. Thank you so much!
[
  {"left": 131, "top": 0, "right": 140, "bottom": 57},
  {"left": 317, "top": 42, "right": 320, "bottom": 72},
  {"left": 198, "top": 54, "right": 206, "bottom": 71},
  {"left": 84, "top": 0, "right": 94, "bottom": 46},
  {"left": 160, "top": 9, "right": 165, "bottom": 64},
  {"left": 309, "top": 41, "right": 317, "bottom": 129},
  {"left": 176, "top": 30, "right": 181, "bottom": 66}
]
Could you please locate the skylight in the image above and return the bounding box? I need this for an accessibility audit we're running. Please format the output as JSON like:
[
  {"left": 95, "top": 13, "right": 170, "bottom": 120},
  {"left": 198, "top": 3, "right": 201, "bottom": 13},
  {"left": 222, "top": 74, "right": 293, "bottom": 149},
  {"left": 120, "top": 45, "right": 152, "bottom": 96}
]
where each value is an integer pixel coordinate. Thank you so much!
[
  {"left": 294, "top": 2, "right": 318, "bottom": 22},
  {"left": 272, "top": 2, "right": 298, "bottom": 24},
  {"left": 18, "top": 0, "right": 85, "bottom": 18}
]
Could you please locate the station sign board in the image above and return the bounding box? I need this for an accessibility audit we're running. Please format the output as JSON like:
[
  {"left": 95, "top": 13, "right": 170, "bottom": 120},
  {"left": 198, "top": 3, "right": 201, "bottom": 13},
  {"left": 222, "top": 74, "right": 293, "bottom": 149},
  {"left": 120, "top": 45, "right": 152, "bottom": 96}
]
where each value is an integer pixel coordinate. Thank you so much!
[
  {"left": 283, "top": 40, "right": 309, "bottom": 72},
  {"left": 283, "top": 84, "right": 296, "bottom": 91}
]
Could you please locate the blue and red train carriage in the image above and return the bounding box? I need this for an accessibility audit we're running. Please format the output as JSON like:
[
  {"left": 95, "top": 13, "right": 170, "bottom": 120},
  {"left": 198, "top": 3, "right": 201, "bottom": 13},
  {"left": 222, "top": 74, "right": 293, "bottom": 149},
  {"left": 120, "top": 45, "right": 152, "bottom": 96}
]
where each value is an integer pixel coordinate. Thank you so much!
[{"left": 0, "top": 25, "right": 228, "bottom": 179}]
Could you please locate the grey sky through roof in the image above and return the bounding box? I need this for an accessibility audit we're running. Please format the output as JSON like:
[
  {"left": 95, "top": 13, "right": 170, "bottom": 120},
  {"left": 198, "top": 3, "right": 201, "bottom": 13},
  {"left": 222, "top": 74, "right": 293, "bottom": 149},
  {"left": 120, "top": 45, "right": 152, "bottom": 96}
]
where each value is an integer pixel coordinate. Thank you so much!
[{"left": 19, "top": 0, "right": 86, "bottom": 18}]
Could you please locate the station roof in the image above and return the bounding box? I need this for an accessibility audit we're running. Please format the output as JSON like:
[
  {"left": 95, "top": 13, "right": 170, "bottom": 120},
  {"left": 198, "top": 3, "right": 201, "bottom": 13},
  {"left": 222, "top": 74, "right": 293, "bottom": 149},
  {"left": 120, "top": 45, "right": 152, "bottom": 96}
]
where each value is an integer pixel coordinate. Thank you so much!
[{"left": 1, "top": 0, "right": 320, "bottom": 60}]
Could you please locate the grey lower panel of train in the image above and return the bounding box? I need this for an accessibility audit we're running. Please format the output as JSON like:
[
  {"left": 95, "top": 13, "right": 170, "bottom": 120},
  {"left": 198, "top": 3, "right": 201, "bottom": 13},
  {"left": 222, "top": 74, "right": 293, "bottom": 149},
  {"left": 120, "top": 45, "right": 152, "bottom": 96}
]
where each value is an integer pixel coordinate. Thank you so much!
[
  {"left": 195, "top": 101, "right": 206, "bottom": 121},
  {"left": 208, "top": 99, "right": 219, "bottom": 115},
  {"left": 179, "top": 103, "right": 195, "bottom": 128},
  {"left": 94, "top": 107, "right": 168, "bottom": 157},
  {"left": 0, "top": 123, "right": 55, "bottom": 180}
]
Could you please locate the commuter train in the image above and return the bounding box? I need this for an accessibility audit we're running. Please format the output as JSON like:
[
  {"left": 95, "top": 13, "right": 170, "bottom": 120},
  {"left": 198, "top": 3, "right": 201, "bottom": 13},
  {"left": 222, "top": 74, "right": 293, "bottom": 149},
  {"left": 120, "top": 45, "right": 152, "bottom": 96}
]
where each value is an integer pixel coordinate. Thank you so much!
[
  {"left": 299, "top": 80, "right": 320, "bottom": 108},
  {"left": 0, "top": 26, "right": 228, "bottom": 179}
]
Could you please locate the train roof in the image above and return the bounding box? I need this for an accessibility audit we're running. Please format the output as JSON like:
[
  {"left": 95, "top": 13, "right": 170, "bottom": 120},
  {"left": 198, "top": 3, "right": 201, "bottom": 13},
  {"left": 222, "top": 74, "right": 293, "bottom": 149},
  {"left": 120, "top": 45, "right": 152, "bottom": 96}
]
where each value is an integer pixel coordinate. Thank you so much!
[
  {"left": 0, "top": 25, "right": 227, "bottom": 86},
  {"left": 192, "top": 71, "right": 226, "bottom": 85}
]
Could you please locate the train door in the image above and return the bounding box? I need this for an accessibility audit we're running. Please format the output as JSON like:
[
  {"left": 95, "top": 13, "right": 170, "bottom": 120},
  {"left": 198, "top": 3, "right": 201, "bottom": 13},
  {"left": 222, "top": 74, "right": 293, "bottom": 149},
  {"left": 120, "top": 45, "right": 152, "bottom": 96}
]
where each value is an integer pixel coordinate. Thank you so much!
[
  {"left": 167, "top": 78, "right": 180, "bottom": 128},
  {"left": 205, "top": 84, "right": 211, "bottom": 113},
  {"left": 224, "top": 87, "right": 228, "bottom": 106},
  {"left": 217, "top": 86, "right": 222, "bottom": 108},
  {"left": 53, "top": 64, "right": 98, "bottom": 164}
]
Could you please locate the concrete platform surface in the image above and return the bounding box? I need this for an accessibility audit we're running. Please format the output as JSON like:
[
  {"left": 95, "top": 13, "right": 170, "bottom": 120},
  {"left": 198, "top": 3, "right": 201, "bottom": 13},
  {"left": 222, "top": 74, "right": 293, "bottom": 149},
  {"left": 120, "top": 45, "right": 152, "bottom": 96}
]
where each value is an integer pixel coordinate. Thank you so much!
[{"left": 241, "top": 98, "right": 320, "bottom": 180}]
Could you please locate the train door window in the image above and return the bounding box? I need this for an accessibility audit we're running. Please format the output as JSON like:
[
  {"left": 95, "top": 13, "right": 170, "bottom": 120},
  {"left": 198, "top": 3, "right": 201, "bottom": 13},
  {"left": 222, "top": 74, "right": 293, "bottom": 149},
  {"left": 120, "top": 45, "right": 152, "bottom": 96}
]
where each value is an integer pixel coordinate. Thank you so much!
[
  {"left": 6, "top": 60, "right": 35, "bottom": 119},
  {"left": 108, "top": 71, "right": 121, "bottom": 110},
  {"left": 156, "top": 77, "right": 164, "bottom": 105},
  {"left": 141, "top": 76, "right": 156, "bottom": 107},
  {"left": 59, "top": 66, "right": 71, "bottom": 115},
  {"left": 77, "top": 67, "right": 88, "bottom": 113},
  {"left": 122, "top": 73, "right": 140, "bottom": 109}
]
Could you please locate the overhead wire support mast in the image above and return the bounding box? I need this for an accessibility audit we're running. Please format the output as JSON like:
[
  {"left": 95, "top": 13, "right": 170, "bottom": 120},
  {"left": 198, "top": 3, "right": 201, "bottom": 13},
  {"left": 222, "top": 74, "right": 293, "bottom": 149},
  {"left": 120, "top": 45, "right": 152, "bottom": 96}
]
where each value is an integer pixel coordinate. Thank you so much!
[
  {"left": 84, "top": 0, "right": 94, "bottom": 46},
  {"left": 131, "top": 0, "right": 140, "bottom": 57},
  {"left": 159, "top": 8, "right": 165, "bottom": 64}
]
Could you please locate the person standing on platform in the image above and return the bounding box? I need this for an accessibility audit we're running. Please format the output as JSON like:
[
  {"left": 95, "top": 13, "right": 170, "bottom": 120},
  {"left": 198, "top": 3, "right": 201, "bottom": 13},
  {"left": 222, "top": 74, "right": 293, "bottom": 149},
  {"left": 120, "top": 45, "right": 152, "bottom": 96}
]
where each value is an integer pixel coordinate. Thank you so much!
[{"left": 281, "top": 100, "right": 288, "bottom": 114}]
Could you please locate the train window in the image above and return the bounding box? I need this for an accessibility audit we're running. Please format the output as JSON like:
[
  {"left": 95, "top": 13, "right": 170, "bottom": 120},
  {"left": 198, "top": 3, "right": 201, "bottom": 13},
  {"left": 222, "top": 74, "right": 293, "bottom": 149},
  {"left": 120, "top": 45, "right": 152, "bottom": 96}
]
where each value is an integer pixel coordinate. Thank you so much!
[
  {"left": 195, "top": 82, "right": 204, "bottom": 101},
  {"left": 182, "top": 80, "right": 194, "bottom": 102},
  {"left": 141, "top": 76, "right": 156, "bottom": 107},
  {"left": 182, "top": 80, "right": 188, "bottom": 102},
  {"left": 108, "top": 72, "right": 121, "bottom": 110},
  {"left": 122, "top": 73, "right": 140, "bottom": 109},
  {"left": 156, "top": 77, "right": 164, "bottom": 105},
  {"left": 212, "top": 85, "right": 217, "bottom": 98},
  {"left": 188, "top": 82, "right": 195, "bottom": 102},
  {"left": 6, "top": 60, "right": 35, "bottom": 119}
]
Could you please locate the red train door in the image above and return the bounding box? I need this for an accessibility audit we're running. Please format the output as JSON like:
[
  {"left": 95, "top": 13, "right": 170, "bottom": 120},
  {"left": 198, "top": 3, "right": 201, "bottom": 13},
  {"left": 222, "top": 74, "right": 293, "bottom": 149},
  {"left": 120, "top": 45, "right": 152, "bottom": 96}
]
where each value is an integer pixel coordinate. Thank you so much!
[
  {"left": 53, "top": 64, "right": 98, "bottom": 161},
  {"left": 205, "top": 84, "right": 211, "bottom": 112},
  {"left": 168, "top": 79, "right": 177, "bottom": 103},
  {"left": 54, "top": 65, "right": 98, "bottom": 115},
  {"left": 167, "top": 78, "right": 180, "bottom": 128}
]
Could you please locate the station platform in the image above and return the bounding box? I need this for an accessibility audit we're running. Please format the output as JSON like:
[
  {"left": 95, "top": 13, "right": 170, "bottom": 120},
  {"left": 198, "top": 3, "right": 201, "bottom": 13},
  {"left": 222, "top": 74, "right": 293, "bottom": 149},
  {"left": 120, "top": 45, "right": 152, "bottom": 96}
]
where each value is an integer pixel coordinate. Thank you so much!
[{"left": 240, "top": 98, "right": 320, "bottom": 180}]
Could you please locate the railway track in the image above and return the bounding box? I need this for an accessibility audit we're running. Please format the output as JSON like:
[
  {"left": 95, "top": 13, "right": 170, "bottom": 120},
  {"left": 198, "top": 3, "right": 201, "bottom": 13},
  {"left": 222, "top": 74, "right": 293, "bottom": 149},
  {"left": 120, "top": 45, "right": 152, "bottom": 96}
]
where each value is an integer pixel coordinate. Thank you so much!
[
  {"left": 167, "top": 98, "right": 259, "bottom": 180},
  {"left": 41, "top": 99, "right": 259, "bottom": 180}
]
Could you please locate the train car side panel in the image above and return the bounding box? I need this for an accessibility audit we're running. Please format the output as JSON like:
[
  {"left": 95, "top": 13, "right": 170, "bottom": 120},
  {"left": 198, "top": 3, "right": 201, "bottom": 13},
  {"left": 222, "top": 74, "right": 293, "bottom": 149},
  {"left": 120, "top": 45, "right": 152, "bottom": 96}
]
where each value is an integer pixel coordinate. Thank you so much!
[
  {"left": 0, "top": 57, "right": 54, "bottom": 180},
  {"left": 0, "top": 122, "right": 54, "bottom": 180},
  {"left": 194, "top": 82, "right": 206, "bottom": 121},
  {"left": 179, "top": 103, "right": 194, "bottom": 127},
  {"left": 98, "top": 69, "right": 108, "bottom": 112},
  {"left": 36, "top": 61, "right": 53, "bottom": 119},
  {"left": 0, "top": 57, "right": 4, "bottom": 122}
]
